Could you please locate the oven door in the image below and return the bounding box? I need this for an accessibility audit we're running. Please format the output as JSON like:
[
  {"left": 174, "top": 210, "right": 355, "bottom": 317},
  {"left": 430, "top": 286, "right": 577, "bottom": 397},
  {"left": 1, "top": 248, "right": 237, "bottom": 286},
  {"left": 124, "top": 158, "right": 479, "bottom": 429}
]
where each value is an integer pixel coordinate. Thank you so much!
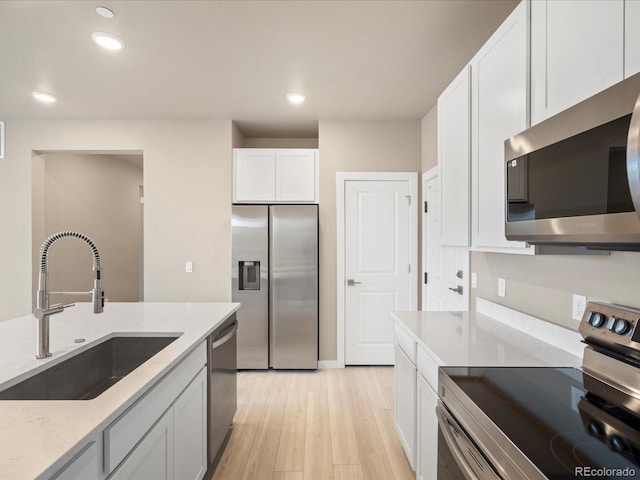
[{"left": 436, "top": 403, "right": 502, "bottom": 480}]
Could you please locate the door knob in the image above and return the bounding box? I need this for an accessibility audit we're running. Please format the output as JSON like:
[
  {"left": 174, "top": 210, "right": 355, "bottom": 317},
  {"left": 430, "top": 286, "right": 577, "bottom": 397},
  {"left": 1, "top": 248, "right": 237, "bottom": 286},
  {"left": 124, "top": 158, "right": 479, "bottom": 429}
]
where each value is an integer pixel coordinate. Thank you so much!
[
  {"left": 347, "top": 279, "right": 362, "bottom": 286},
  {"left": 449, "top": 285, "right": 463, "bottom": 295}
]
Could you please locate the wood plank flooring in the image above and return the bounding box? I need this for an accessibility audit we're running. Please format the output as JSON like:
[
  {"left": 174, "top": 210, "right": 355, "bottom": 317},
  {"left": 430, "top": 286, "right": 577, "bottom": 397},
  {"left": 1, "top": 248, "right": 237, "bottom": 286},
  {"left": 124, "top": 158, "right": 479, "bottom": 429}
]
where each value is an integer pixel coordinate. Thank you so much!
[{"left": 209, "top": 367, "right": 414, "bottom": 480}]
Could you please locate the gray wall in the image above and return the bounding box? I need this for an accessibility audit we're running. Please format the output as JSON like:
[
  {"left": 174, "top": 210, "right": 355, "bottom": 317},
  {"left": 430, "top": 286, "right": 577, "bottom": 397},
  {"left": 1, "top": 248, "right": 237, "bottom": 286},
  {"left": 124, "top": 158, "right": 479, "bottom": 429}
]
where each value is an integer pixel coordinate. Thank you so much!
[
  {"left": 1, "top": 118, "right": 420, "bottom": 363},
  {"left": 318, "top": 120, "right": 422, "bottom": 360},
  {"left": 471, "top": 251, "right": 640, "bottom": 330},
  {"left": 1, "top": 120, "right": 233, "bottom": 322},
  {"left": 33, "top": 153, "right": 143, "bottom": 305},
  {"left": 421, "top": 105, "right": 438, "bottom": 172}
]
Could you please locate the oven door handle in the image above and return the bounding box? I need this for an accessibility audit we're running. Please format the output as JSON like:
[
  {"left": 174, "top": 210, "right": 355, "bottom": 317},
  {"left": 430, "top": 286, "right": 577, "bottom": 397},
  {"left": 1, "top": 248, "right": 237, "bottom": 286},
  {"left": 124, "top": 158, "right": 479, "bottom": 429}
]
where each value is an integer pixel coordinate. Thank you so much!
[{"left": 436, "top": 403, "right": 501, "bottom": 480}]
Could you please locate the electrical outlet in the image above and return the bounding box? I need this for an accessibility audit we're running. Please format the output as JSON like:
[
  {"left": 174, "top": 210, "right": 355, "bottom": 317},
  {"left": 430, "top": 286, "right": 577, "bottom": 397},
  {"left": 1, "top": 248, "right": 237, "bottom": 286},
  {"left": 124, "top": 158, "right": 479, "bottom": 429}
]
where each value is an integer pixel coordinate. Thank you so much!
[
  {"left": 571, "top": 385, "right": 585, "bottom": 413},
  {"left": 572, "top": 294, "right": 587, "bottom": 321},
  {"left": 471, "top": 272, "right": 477, "bottom": 289},
  {"left": 498, "top": 277, "right": 506, "bottom": 297},
  {"left": 185, "top": 261, "right": 193, "bottom": 273}
]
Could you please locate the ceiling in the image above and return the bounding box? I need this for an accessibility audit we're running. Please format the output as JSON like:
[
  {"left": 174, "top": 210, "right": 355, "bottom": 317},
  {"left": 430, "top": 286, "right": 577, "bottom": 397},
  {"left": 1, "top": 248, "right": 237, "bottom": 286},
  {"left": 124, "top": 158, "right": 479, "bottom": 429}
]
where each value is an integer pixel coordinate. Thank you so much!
[{"left": 0, "top": 0, "right": 518, "bottom": 137}]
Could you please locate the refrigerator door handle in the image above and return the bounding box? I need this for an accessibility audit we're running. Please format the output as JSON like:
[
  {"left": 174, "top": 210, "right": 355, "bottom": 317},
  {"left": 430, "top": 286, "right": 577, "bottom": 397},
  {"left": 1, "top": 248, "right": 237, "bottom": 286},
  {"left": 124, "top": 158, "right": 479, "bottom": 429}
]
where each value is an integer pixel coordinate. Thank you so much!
[{"left": 347, "top": 279, "right": 362, "bottom": 286}]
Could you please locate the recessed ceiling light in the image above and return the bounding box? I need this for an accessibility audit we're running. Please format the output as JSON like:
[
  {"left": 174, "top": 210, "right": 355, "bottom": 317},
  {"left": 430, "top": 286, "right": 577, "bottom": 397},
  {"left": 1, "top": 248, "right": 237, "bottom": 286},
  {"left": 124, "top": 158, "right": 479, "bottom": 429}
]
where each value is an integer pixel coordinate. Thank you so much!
[
  {"left": 91, "top": 31, "right": 125, "bottom": 50},
  {"left": 286, "top": 92, "right": 306, "bottom": 104},
  {"left": 31, "top": 91, "right": 58, "bottom": 103},
  {"left": 96, "top": 6, "right": 115, "bottom": 19}
]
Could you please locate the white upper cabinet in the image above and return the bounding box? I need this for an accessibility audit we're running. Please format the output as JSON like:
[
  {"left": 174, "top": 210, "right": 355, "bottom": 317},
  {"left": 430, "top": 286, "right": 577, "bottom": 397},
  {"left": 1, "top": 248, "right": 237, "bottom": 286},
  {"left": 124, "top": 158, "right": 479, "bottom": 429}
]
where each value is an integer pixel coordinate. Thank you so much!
[
  {"left": 625, "top": 0, "right": 640, "bottom": 78},
  {"left": 471, "top": 1, "right": 532, "bottom": 253},
  {"left": 531, "top": 0, "right": 624, "bottom": 125},
  {"left": 234, "top": 150, "right": 276, "bottom": 202},
  {"left": 275, "top": 150, "right": 317, "bottom": 202},
  {"left": 438, "top": 66, "right": 471, "bottom": 247},
  {"left": 233, "top": 149, "right": 318, "bottom": 204}
]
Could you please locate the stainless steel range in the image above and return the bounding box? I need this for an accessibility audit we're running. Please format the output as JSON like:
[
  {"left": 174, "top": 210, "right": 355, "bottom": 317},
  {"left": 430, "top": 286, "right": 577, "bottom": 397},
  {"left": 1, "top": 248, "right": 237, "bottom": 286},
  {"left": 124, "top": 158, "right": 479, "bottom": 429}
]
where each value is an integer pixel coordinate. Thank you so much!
[{"left": 437, "top": 302, "right": 640, "bottom": 479}]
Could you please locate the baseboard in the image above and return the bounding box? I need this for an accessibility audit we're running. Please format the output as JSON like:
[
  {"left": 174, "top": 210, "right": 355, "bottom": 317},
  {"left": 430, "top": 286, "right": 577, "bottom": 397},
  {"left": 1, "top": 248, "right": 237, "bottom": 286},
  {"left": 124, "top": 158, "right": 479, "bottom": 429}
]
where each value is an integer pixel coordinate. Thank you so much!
[{"left": 317, "top": 360, "right": 343, "bottom": 369}]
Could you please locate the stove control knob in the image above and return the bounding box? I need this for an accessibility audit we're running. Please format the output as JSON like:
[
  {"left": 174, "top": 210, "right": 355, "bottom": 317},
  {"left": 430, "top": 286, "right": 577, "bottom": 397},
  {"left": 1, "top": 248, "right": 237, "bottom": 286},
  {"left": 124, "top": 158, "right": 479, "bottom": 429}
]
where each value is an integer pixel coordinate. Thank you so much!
[
  {"left": 588, "top": 420, "right": 604, "bottom": 437},
  {"left": 588, "top": 312, "right": 607, "bottom": 328},
  {"left": 608, "top": 435, "right": 627, "bottom": 453},
  {"left": 611, "top": 317, "right": 631, "bottom": 336}
]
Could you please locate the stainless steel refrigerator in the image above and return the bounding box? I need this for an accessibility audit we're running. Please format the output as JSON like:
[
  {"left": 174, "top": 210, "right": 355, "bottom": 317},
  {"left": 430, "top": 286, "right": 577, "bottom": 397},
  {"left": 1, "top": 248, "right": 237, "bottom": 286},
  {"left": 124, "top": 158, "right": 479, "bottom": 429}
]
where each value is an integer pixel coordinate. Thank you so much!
[{"left": 232, "top": 205, "right": 318, "bottom": 369}]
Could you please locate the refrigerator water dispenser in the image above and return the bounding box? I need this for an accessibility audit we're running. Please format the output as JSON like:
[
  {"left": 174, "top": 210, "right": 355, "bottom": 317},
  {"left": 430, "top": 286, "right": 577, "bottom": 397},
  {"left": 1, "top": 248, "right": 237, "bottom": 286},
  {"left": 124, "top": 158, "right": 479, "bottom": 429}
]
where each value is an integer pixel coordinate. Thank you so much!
[{"left": 239, "top": 261, "right": 260, "bottom": 290}]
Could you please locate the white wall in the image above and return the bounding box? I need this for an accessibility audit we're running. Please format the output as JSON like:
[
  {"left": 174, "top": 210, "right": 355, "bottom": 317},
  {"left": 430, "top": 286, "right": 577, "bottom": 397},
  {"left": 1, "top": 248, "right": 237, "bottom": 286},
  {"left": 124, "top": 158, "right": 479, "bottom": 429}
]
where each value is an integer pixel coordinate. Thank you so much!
[
  {"left": 33, "top": 153, "right": 143, "bottom": 304},
  {"left": 0, "top": 120, "right": 233, "bottom": 321},
  {"left": 318, "top": 120, "right": 421, "bottom": 360}
]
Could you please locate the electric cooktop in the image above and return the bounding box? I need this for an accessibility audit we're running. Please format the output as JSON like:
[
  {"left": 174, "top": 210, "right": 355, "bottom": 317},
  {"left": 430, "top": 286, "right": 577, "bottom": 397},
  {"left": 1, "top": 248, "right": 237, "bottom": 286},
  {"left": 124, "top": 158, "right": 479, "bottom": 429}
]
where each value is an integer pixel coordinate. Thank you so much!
[{"left": 442, "top": 365, "right": 639, "bottom": 479}]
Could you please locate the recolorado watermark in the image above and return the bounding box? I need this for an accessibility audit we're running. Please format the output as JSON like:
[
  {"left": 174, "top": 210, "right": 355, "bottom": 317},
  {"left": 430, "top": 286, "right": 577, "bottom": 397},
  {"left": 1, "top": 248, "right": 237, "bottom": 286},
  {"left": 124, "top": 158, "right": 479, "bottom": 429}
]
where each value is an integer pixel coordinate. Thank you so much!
[{"left": 575, "top": 466, "right": 636, "bottom": 477}]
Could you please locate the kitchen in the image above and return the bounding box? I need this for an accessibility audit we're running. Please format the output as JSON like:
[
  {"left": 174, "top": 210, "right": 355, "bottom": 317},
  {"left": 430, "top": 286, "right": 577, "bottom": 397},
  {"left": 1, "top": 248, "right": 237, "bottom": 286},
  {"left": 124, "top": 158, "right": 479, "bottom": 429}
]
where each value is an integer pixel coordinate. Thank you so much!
[{"left": 2, "top": 0, "right": 640, "bottom": 479}]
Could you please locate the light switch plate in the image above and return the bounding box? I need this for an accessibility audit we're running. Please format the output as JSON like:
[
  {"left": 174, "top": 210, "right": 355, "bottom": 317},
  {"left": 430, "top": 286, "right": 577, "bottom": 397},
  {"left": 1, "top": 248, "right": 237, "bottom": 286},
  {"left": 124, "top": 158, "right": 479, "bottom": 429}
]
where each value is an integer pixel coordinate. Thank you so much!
[
  {"left": 498, "top": 277, "right": 506, "bottom": 297},
  {"left": 185, "top": 261, "right": 193, "bottom": 273},
  {"left": 471, "top": 272, "right": 477, "bottom": 289}
]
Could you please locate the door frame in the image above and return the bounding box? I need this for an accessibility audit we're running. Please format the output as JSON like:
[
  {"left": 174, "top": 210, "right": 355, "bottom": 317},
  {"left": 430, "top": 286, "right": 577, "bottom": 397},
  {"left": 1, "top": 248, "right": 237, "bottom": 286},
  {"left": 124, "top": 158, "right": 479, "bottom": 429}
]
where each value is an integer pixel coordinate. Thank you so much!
[
  {"left": 336, "top": 172, "right": 418, "bottom": 368},
  {"left": 421, "top": 167, "right": 438, "bottom": 310}
]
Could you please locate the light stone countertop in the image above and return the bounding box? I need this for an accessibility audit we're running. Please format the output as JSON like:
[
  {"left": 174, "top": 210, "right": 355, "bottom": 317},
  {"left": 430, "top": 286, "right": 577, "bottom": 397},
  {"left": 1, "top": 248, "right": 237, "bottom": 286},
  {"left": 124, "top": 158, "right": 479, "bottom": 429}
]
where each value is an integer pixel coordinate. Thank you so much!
[
  {"left": 0, "top": 301, "right": 239, "bottom": 480},
  {"left": 392, "top": 310, "right": 583, "bottom": 368}
]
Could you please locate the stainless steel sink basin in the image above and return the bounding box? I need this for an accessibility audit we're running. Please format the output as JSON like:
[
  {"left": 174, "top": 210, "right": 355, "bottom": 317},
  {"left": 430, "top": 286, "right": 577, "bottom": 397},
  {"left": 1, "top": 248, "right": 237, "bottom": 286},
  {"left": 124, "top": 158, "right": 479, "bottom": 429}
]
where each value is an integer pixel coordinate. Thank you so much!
[{"left": 0, "top": 336, "right": 179, "bottom": 400}]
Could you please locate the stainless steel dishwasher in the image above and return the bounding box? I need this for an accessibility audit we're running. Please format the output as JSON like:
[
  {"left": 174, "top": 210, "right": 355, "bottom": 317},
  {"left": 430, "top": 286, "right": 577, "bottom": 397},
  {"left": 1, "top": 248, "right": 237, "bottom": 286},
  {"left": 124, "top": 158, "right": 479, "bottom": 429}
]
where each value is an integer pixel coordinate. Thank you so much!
[{"left": 207, "top": 313, "right": 238, "bottom": 467}]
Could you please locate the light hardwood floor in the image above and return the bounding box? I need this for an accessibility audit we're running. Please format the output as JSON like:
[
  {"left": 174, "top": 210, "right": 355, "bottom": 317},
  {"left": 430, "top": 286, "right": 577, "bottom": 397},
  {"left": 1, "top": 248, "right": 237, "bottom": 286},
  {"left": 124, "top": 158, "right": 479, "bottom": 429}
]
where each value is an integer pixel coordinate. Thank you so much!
[{"left": 209, "top": 367, "right": 414, "bottom": 480}]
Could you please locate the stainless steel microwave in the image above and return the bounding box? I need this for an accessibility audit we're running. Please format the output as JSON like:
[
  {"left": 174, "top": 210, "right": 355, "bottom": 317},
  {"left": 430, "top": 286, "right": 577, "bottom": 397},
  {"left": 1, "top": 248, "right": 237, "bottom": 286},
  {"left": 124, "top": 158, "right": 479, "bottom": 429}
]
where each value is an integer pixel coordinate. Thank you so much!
[{"left": 505, "top": 72, "right": 640, "bottom": 251}]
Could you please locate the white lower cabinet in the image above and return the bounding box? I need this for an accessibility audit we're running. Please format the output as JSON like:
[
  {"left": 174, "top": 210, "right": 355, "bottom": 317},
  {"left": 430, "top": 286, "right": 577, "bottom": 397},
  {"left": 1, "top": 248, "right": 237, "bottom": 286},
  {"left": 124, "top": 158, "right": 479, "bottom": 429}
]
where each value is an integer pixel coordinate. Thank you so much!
[
  {"left": 394, "top": 343, "right": 416, "bottom": 470},
  {"left": 50, "top": 342, "right": 208, "bottom": 480},
  {"left": 394, "top": 323, "right": 443, "bottom": 479},
  {"left": 111, "top": 366, "right": 207, "bottom": 480},
  {"left": 173, "top": 367, "right": 208, "bottom": 480},
  {"left": 416, "top": 373, "right": 438, "bottom": 480},
  {"left": 51, "top": 442, "right": 100, "bottom": 480},
  {"left": 110, "top": 409, "right": 174, "bottom": 480}
]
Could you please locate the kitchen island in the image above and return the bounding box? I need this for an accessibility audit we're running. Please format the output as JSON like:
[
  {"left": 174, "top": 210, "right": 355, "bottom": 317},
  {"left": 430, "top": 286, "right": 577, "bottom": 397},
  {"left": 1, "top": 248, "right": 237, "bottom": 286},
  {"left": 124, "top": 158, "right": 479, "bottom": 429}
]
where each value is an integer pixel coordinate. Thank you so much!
[
  {"left": 393, "top": 300, "right": 583, "bottom": 479},
  {"left": 0, "top": 302, "right": 239, "bottom": 480}
]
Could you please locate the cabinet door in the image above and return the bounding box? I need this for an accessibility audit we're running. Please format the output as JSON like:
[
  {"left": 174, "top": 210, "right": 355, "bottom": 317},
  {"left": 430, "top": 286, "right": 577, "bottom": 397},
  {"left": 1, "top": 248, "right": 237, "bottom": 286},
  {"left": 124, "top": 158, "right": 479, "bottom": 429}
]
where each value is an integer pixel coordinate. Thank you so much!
[
  {"left": 234, "top": 150, "right": 276, "bottom": 202},
  {"left": 111, "top": 409, "right": 174, "bottom": 480},
  {"left": 625, "top": 0, "right": 640, "bottom": 78},
  {"left": 531, "top": 0, "right": 624, "bottom": 124},
  {"left": 174, "top": 367, "right": 207, "bottom": 480},
  {"left": 416, "top": 373, "right": 438, "bottom": 480},
  {"left": 438, "top": 66, "right": 471, "bottom": 246},
  {"left": 275, "top": 150, "right": 317, "bottom": 202},
  {"left": 51, "top": 442, "right": 99, "bottom": 480},
  {"left": 394, "top": 344, "right": 416, "bottom": 469},
  {"left": 471, "top": 1, "right": 531, "bottom": 252}
]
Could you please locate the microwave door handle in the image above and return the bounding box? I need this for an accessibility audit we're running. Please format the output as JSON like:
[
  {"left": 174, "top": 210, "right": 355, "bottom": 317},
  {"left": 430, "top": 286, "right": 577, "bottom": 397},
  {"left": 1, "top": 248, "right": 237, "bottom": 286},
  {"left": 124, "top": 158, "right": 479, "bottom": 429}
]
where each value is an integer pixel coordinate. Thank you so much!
[{"left": 626, "top": 90, "right": 640, "bottom": 219}]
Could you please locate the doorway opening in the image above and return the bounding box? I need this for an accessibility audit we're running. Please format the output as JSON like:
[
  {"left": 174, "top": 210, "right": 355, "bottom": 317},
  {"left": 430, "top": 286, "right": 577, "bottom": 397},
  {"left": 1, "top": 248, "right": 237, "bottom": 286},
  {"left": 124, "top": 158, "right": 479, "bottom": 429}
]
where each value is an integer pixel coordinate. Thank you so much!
[{"left": 31, "top": 151, "right": 144, "bottom": 308}]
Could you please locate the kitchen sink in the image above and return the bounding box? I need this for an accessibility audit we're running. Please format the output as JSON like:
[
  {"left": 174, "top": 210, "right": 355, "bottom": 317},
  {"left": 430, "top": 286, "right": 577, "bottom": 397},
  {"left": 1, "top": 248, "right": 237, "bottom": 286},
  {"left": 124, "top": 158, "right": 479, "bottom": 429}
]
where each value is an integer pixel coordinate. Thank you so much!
[{"left": 0, "top": 335, "right": 179, "bottom": 400}]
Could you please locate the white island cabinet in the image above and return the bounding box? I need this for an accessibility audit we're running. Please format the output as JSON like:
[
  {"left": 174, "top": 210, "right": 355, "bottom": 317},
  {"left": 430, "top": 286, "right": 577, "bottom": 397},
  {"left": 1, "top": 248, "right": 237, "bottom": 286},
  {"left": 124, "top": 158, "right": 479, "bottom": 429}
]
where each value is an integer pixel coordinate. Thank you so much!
[
  {"left": 0, "top": 302, "right": 238, "bottom": 480},
  {"left": 105, "top": 343, "right": 207, "bottom": 479},
  {"left": 392, "top": 306, "right": 583, "bottom": 478}
]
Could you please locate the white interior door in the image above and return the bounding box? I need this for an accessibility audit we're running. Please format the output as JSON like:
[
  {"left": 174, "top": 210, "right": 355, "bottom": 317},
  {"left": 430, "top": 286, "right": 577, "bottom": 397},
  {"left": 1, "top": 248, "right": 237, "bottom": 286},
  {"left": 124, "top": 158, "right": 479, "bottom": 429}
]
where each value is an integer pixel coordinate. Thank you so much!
[
  {"left": 345, "top": 180, "right": 412, "bottom": 365},
  {"left": 424, "top": 173, "right": 469, "bottom": 311}
]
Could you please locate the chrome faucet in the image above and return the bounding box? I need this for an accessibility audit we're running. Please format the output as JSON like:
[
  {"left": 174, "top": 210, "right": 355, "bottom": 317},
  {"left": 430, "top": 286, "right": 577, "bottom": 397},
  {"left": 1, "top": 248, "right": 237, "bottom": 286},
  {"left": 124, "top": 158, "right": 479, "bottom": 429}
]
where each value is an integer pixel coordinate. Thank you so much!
[{"left": 34, "top": 231, "right": 104, "bottom": 359}]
